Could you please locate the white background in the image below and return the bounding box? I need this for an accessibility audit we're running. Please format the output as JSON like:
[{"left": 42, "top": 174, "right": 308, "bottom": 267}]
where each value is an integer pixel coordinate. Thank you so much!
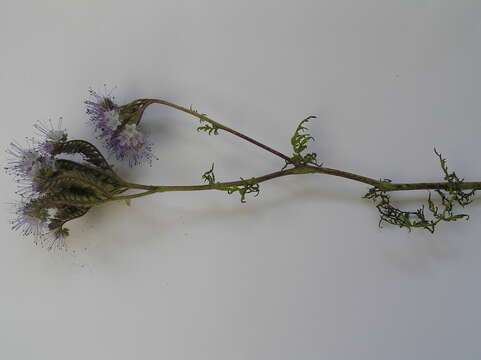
[{"left": 1, "top": 0, "right": 481, "bottom": 359}]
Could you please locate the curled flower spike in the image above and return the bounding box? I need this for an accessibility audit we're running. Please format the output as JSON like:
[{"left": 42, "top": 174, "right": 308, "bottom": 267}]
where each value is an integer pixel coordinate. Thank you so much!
[
  {"left": 85, "top": 88, "right": 154, "bottom": 166},
  {"left": 6, "top": 120, "right": 131, "bottom": 250}
]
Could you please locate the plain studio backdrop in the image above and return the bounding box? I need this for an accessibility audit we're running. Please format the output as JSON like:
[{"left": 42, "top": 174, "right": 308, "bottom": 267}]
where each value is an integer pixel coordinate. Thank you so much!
[{"left": 1, "top": 0, "right": 481, "bottom": 359}]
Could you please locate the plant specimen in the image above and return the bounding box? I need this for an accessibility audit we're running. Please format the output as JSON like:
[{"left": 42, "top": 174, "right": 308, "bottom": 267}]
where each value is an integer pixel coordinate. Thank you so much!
[{"left": 6, "top": 90, "right": 479, "bottom": 250}]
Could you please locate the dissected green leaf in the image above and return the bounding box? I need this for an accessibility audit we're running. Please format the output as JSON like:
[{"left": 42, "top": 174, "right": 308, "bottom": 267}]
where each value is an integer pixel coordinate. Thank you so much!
[
  {"left": 286, "top": 116, "right": 320, "bottom": 168},
  {"left": 364, "top": 149, "right": 477, "bottom": 233}
]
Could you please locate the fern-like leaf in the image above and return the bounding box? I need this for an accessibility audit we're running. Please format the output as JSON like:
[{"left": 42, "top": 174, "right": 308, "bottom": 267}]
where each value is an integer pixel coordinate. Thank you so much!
[
  {"left": 364, "top": 149, "right": 476, "bottom": 234},
  {"left": 197, "top": 120, "right": 220, "bottom": 135},
  {"left": 286, "top": 116, "right": 321, "bottom": 168},
  {"left": 202, "top": 163, "right": 216, "bottom": 184}
]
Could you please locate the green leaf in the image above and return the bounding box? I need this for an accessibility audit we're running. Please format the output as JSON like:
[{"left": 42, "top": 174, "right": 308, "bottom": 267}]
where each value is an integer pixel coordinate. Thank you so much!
[
  {"left": 286, "top": 116, "right": 321, "bottom": 168},
  {"left": 197, "top": 121, "right": 220, "bottom": 135},
  {"left": 202, "top": 163, "right": 216, "bottom": 184}
]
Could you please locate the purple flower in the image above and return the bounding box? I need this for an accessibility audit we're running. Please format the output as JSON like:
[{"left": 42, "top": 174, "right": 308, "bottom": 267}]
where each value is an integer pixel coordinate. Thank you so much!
[
  {"left": 5, "top": 120, "right": 71, "bottom": 249},
  {"left": 11, "top": 200, "right": 48, "bottom": 239},
  {"left": 118, "top": 124, "right": 144, "bottom": 147},
  {"left": 5, "top": 140, "right": 56, "bottom": 199},
  {"left": 104, "top": 109, "right": 121, "bottom": 131},
  {"left": 85, "top": 89, "right": 119, "bottom": 137},
  {"left": 11, "top": 201, "right": 68, "bottom": 250},
  {"left": 6, "top": 118, "right": 127, "bottom": 250},
  {"left": 14, "top": 178, "right": 44, "bottom": 198},
  {"left": 5, "top": 140, "right": 43, "bottom": 180},
  {"left": 5, "top": 121, "right": 65, "bottom": 196},
  {"left": 44, "top": 226, "right": 69, "bottom": 251},
  {"left": 85, "top": 88, "right": 155, "bottom": 166},
  {"left": 108, "top": 123, "right": 154, "bottom": 167},
  {"left": 34, "top": 119, "right": 68, "bottom": 154}
]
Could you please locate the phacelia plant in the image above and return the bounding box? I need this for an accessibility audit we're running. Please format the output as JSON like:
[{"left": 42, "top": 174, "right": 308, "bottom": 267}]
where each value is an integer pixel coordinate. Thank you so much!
[{"left": 5, "top": 89, "right": 480, "bottom": 250}]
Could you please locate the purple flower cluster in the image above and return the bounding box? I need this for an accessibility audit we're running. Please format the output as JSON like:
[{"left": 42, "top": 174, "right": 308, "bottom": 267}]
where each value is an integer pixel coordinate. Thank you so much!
[
  {"left": 6, "top": 121, "right": 69, "bottom": 250},
  {"left": 85, "top": 89, "right": 154, "bottom": 166},
  {"left": 7, "top": 88, "right": 157, "bottom": 250},
  {"left": 12, "top": 201, "right": 68, "bottom": 250}
]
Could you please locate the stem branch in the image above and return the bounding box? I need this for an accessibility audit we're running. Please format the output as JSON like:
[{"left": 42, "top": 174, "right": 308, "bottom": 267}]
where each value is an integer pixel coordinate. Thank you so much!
[
  {"left": 140, "top": 98, "right": 293, "bottom": 163},
  {"left": 113, "top": 165, "right": 481, "bottom": 204}
]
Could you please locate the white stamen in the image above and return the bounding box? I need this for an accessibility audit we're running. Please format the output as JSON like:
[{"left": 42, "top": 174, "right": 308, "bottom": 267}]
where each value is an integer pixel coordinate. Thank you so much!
[
  {"left": 104, "top": 110, "right": 121, "bottom": 130},
  {"left": 118, "top": 124, "right": 144, "bottom": 148}
]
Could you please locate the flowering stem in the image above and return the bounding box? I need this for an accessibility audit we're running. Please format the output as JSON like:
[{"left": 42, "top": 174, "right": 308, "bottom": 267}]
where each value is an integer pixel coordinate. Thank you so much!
[
  {"left": 129, "top": 99, "right": 481, "bottom": 198},
  {"left": 140, "top": 99, "right": 293, "bottom": 164},
  {"left": 10, "top": 92, "right": 481, "bottom": 246},
  {"left": 108, "top": 165, "right": 481, "bottom": 204}
]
